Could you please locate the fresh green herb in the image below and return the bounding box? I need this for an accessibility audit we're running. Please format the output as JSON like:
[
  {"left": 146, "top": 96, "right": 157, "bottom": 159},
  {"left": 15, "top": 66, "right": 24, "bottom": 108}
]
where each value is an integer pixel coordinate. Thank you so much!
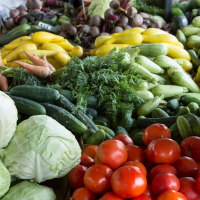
[
  {"left": 56, "top": 48, "right": 144, "bottom": 121},
  {"left": 46, "top": 83, "right": 63, "bottom": 91}
]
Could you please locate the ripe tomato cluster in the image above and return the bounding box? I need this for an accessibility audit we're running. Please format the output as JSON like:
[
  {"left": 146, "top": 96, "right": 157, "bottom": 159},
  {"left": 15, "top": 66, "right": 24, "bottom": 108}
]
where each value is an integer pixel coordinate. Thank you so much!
[{"left": 70, "top": 124, "right": 200, "bottom": 200}]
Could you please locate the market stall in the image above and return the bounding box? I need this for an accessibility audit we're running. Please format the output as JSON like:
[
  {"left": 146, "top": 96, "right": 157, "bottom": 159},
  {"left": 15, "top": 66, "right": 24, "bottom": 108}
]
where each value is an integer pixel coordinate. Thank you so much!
[{"left": 0, "top": 0, "right": 200, "bottom": 200}]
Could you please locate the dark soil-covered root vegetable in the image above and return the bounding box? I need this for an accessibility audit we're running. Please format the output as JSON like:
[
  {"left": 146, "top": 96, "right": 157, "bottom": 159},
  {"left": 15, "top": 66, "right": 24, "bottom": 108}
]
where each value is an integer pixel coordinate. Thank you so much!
[
  {"left": 109, "top": 0, "right": 120, "bottom": 9},
  {"left": 60, "top": 23, "right": 77, "bottom": 36},
  {"left": 126, "top": 6, "right": 137, "bottom": 18},
  {"left": 98, "top": 32, "right": 110, "bottom": 36},
  {"left": 82, "top": 25, "right": 90, "bottom": 34},
  {"left": 130, "top": 14, "right": 143, "bottom": 27},
  {"left": 90, "top": 26, "right": 100, "bottom": 37},
  {"left": 6, "top": 18, "right": 15, "bottom": 29},
  {"left": 141, "top": 24, "right": 148, "bottom": 29},
  {"left": 28, "top": 0, "right": 43, "bottom": 9},
  {"left": 111, "top": 26, "right": 123, "bottom": 33},
  {"left": 124, "top": 25, "right": 132, "bottom": 30},
  {"left": 104, "top": 8, "right": 115, "bottom": 18},
  {"left": 151, "top": 22, "right": 162, "bottom": 28},
  {"left": 90, "top": 15, "right": 102, "bottom": 27},
  {"left": 117, "top": 16, "right": 129, "bottom": 27},
  {"left": 10, "top": 9, "right": 20, "bottom": 19},
  {"left": 139, "top": 12, "right": 149, "bottom": 19},
  {"left": 20, "top": 11, "right": 28, "bottom": 16},
  {"left": 17, "top": 5, "right": 26, "bottom": 12},
  {"left": 59, "top": 31, "right": 67, "bottom": 38},
  {"left": 31, "top": 9, "right": 42, "bottom": 14}
]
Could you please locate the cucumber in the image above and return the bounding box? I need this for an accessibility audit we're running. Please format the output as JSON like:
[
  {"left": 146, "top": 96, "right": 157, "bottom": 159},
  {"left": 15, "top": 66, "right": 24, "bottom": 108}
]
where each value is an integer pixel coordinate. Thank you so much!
[
  {"left": 118, "top": 117, "right": 134, "bottom": 132},
  {"left": 10, "top": 85, "right": 60, "bottom": 102},
  {"left": 175, "top": 106, "right": 184, "bottom": 114},
  {"left": 9, "top": 95, "right": 46, "bottom": 116},
  {"left": 137, "top": 94, "right": 164, "bottom": 116},
  {"left": 85, "top": 129, "right": 106, "bottom": 145},
  {"left": 167, "top": 99, "right": 180, "bottom": 110},
  {"left": 83, "top": 128, "right": 96, "bottom": 142},
  {"left": 187, "top": 35, "right": 200, "bottom": 48},
  {"left": 187, "top": 102, "right": 199, "bottom": 116},
  {"left": 54, "top": 95, "right": 98, "bottom": 131},
  {"left": 188, "top": 49, "right": 200, "bottom": 68},
  {"left": 115, "top": 129, "right": 129, "bottom": 136},
  {"left": 181, "top": 26, "right": 200, "bottom": 37},
  {"left": 176, "top": 30, "right": 187, "bottom": 49},
  {"left": 151, "top": 85, "right": 188, "bottom": 99},
  {"left": 176, "top": 106, "right": 190, "bottom": 116},
  {"left": 95, "top": 116, "right": 111, "bottom": 128},
  {"left": 137, "top": 91, "right": 154, "bottom": 101},
  {"left": 94, "top": 119, "right": 107, "bottom": 127},
  {"left": 41, "top": 103, "right": 87, "bottom": 135},
  {"left": 59, "top": 90, "right": 76, "bottom": 103},
  {"left": 86, "top": 108, "right": 98, "bottom": 119},
  {"left": 180, "top": 95, "right": 200, "bottom": 106},
  {"left": 96, "top": 125, "right": 115, "bottom": 137},
  {"left": 135, "top": 56, "right": 165, "bottom": 74},
  {"left": 137, "top": 116, "right": 180, "bottom": 128},
  {"left": 132, "top": 132, "right": 145, "bottom": 146},
  {"left": 170, "top": 123, "right": 180, "bottom": 139},
  {"left": 152, "top": 108, "right": 169, "bottom": 118},
  {"left": 175, "top": 93, "right": 200, "bottom": 99},
  {"left": 129, "top": 128, "right": 143, "bottom": 138},
  {"left": 177, "top": 116, "right": 194, "bottom": 139},
  {"left": 183, "top": 113, "right": 200, "bottom": 136},
  {"left": 20, "top": 18, "right": 29, "bottom": 25}
]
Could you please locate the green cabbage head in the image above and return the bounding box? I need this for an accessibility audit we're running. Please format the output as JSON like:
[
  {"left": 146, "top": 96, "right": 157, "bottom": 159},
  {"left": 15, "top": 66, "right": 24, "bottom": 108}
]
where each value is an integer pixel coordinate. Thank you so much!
[
  {"left": 0, "top": 91, "right": 18, "bottom": 148},
  {"left": 1, "top": 181, "right": 56, "bottom": 200},
  {"left": 88, "top": 0, "right": 113, "bottom": 19},
  {"left": 0, "top": 158, "right": 10, "bottom": 198},
  {"left": 4, "top": 115, "right": 81, "bottom": 183}
]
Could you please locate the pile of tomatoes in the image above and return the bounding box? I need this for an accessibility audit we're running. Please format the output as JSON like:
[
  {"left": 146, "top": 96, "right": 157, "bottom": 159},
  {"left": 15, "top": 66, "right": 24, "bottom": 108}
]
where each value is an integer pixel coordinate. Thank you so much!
[{"left": 69, "top": 123, "right": 200, "bottom": 200}]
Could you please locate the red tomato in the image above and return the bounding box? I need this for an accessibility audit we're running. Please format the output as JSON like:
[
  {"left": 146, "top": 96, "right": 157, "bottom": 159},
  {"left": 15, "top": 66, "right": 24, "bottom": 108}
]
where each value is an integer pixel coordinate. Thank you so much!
[
  {"left": 142, "top": 184, "right": 155, "bottom": 200},
  {"left": 126, "top": 145, "right": 146, "bottom": 164},
  {"left": 132, "top": 195, "right": 153, "bottom": 200},
  {"left": 82, "top": 145, "right": 98, "bottom": 159},
  {"left": 156, "top": 190, "right": 187, "bottom": 200},
  {"left": 173, "top": 156, "right": 199, "bottom": 177},
  {"left": 151, "top": 173, "right": 180, "bottom": 196},
  {"left": 179, "top": 177, "right": 200, "bottom": 200},
  {"left": 144, "top": 151, "right": 156, "bottom": 173},
  {"left": 83, "top": 164, "right": 113, "bottom": 194},
  {"left": 196, "top": 171, "right": 200, "bottom": 179},
  {"left": 72, "top": 187, "right": 97, "bottom": 200},
  {"left": 197, "top": 162, "right": 200, "bottom": 172},
  {"left": 99, "top": 192, "right": 125, "bottom": 200},
  {"left": 122, "top": 161, "right": 147, "bottom": 176},
  {"left": 96, "top": 140, "right": 128, "bottom": 170},
  {"left": 148, "top": 164, "right": 177, "bottom": 184},
  {"left": 196, "top": 173, "right": 200, "bottom": 193},
  {"left": 69, "top": 165, "right": 87, "bottom": 190},
  {"left": 146, "top": 138, "right": 181, "bottom": 164},
  {"left": 142, "top": 124, "right": 171, "bottom": 146},
  {"left": 181, "top": 136, "right": 200, "bottom": 162},
  {"left": 113, "top": 134, "right": 134, "bottom": 145},
  {"left": 80, "top": 155, "right": 94, "bottom": 168},
  {"left": 111, "top": 166, "right": 147, "bottom": 199}
]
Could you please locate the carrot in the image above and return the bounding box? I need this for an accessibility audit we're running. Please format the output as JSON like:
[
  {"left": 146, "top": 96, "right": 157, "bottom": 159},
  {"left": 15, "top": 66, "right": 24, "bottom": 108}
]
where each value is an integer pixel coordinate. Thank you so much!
[
  {"left": 0, "top": 75, "right": 8, "bottom": 91},
  {"left": 42, "top": 54, "right": 56, "bottom": 71},
  {"left": 25, "top": 51, "right": 47, "bottom": 66},
  {"left": 15, "top": 61, "right": 51, "bottom": 78}
]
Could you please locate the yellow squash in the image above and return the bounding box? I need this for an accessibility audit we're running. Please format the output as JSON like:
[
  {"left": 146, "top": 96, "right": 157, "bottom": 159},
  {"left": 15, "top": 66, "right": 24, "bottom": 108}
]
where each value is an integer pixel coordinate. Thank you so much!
[
  {"left": 47, "top": 57, "right": 63, "bottom": 70},
  {"left": 42, "top": 43, "right": 67, "bottom": 53},
  {"left": 1, "top": 50, "right": 12, "bottom": 58},
  {"left": 2, "top": 59, "right": 6, "bottom": 65},
  {"left": 104, "top": 32, "right": 143, "bottom": 45},
  {"left": 163, "top": 43, "right": 191, "bottom": 61},
  {"left": 113, "top": 27, "right": 145, "bottom": 37},
  {"left": 94, "top": 35, "right": 113, "bottom": 48},
  {"left": 71, "top": 46, "right": 83, "bottom": 58},
  {"left": 19, "top": 50, "right": 57, "bottom": 59},
  {"left": 143, "top": 34, "right": 179, "bottom": 45},
  {"left": 4, "top": 39, "right": 40, "bottom": 50},
  {"left": 53, "top": 39, "right": 74, "bottom": 51},
  {"left": 95, "top": 44, "right": 130, "bottom": 57},
  {"left": 54, "top": 52, "right": 71, "bottom": 65},
  {"left": 173, "top": 59, "right": 193, "bottom": 72},
  {"left": 9, "top": 36, "right": 30, "bottom": 44},
  {"left": 5, "top": 43, "right": 37, "bottom": 62},
  {"left": 31, "top": 31, "right": 64, "bottom": 43},
  {"left": 142, "top": 28, "right": 169, "bottom": 35},
  {"left": 6, "top": 59, "right": 33, "bottom": 68},
  {"left": 0, "top": 48, "right": 6, "bottom": 52},
  {"left": 89, "top": 48, "right": 98, "bottom": 56}
]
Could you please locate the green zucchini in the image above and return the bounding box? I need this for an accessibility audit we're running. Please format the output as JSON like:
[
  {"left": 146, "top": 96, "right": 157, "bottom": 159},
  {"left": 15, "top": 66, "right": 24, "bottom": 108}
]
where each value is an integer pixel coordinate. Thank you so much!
[
  {"left": 167, "top": 99, "right": 180, "bottom": 110},
  {"left": 152, "top": 108, "right": 169, "bottom": 118},
  {"left": 181, "top": 26, "right": 200, "bottom": 37},
  {"left": 187, "top": 35, "right": 200, "bottom": 48},
  {"left": 176, "top": 106, "right": 190, "bottom": 116},
  {"left": 96, "top": 125, "right": 115, "bottom": 138},
  {"left": 170, "top": 123, "right": 180, "bottom": 139},
  {"left": 130, "top": 81, "right": 149, "bottom": 91},
  {"left": 83, "top": 128, "right": 96, "bottom": 142},
  {"left": 175, "top": 92, "right": 200, "bottom": 100},
  {"left": 26, "top": 25, "right": 42, "bottom": 35},
  {"left": 188, "top": 49, "right": 200, "bottom": 68},
  {"left": 180, "top": 95, "right": 200, "bottom": 105},
  {"left": 10, "top": 85, "right": 60, "bottom": 102},
  {"left": 137, "top": 116, "right": 180, "bottom": 128},
  {"left": 87, "top": 114, "right": 93, "bottom": 120},
  {"left": 176, "top": 30, "right": 187, "bottom": 49},
  {"left": 9, "top": 95, "right": 46, "bottom": 116},
  {"left": 135, "top": 56, "right": 165, "bottom": 74},
  {"left": 183, "top": 113, "right": 200, "bottom": 136},
  {"left": 167, "top": 66, "right": 184, "bottom": 78},
  {"left": 41, "top": 103, "right": 87, "bottom": 135},
  {"left": 54, "top": 95, "right": 98, "bottom": 131},
  {"left": 177, "top": 116, "right": 194, "bottom": 139},
  {"left": 151, "top": 85, "right": 188, "bottom": 99},
  {"left": 187, "top": 102, "right": 199, "bottom": 116},
  {"left": 85, "top": 129, "right": 106, "bottom": 145},
  {"left": 137, "top": 91, "right": 154, "bottom": 101},
  {"left": 132, "top": 132, "right": 145, "bottom": 146},
  {"left": 148, "top": 83, "right": 158, "bottom": 91}
]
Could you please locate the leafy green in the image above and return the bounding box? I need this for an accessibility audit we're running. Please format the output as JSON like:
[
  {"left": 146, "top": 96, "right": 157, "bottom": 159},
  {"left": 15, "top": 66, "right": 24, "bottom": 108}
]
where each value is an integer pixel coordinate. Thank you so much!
[{"left": 56, "top": 48, "right": 144, "bottom": 121}]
